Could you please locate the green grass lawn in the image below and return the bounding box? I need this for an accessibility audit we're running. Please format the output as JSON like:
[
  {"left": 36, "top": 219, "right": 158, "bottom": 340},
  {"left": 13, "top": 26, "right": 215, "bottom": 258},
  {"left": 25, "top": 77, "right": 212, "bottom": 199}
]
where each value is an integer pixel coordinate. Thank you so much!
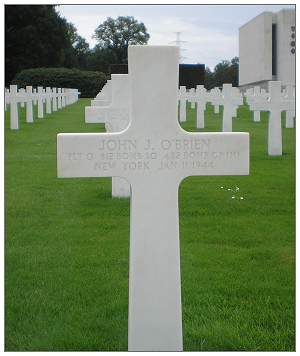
[{"left": 5, "top": 99, "right": 295, "bottom": 351}]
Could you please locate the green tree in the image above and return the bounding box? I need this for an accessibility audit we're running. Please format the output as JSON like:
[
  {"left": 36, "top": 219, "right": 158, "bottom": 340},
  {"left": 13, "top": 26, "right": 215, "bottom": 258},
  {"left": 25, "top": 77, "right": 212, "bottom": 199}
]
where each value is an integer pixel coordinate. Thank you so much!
[
  {"left": 5, "top": 5, "right": 76, "bottom": 85},
  {"left": 204, "top": 57, "right": 239, "bottom": 89},
  {"left": 204, "top": 67, "right": 215, "bottom": 90},
  {"left": 73, "top": 36, "right": 90, "bottom": 69},
  {"left": 93, "top": 16, "right": 150, "bottom": 63}
]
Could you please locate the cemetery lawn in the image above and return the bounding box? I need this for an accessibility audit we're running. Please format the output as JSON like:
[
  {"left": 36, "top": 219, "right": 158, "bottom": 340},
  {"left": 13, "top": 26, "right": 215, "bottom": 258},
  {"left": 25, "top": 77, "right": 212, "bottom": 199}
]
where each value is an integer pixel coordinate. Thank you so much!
[{"left": 5, "top": 100, "right": 295, "bottom": 351}]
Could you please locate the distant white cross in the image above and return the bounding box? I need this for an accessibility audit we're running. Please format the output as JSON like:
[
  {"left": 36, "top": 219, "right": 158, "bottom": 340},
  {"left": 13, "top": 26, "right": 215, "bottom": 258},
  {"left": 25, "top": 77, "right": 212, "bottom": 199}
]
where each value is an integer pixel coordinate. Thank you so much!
[
  {"left": 189, "top": 87, "right": 196, "bottom": 109},
  {"left": 92, "top": 80, "right": 112, "bottom": 107},
  {"left": 193, "top": 85, "right": 208, "bottom": 129},
  {"left": 178, "top": 86, "right": 188, "bottom": 122},
  {"left": 284, "top": 84, "right": 295, "bottom": 128},
  {"left": 85, "top": 74, "right": 131, "bottom": 198},
  {"left": 46, "top": 87, "right": 52, "bottom": 114},
  {"left": 52, "top": 88, "right": 58, "bottom": 112},
  {"left": 57, "top": 45, "right": 249, "bottom": 351},
  {"left": 9, "top": 85, "right": 19, "bottom": 130},
  {"left": 209, "top": 87, "right": 221, "bottom": 114},
  {"left": 220, "top": 84, "right": 243, "bottom": 132},
  {"left": 25, "top": 86, "right": 33, "bottom": 123},
  {"left": 37, "top": 86, "right": 44, "bottom": 118},
  {"left": 249, "top": 81, "right": 293, "bottom": 155}
]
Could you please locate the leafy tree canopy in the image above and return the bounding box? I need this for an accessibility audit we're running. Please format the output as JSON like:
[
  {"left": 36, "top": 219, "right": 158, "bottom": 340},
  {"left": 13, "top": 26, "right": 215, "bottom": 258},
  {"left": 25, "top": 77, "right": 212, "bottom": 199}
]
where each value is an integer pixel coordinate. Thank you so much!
[
  {"left": 5, "top": 5, "right": 77, "bottom": 84},
  {"left": 204, "top": 57, "right": 239, "bottom": 89},
  {"left": 93, "top": 16, "right": 150, "bottom": 63}
]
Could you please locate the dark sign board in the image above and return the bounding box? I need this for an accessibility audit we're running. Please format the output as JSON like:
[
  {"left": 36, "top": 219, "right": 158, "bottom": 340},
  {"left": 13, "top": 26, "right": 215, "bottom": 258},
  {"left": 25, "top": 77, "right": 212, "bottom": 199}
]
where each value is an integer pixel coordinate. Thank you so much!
[
  {"left": 109, "top": 63, "right": 205, "bottom": 89},
  {"left": 179, "top": 64, "right": 205, "bottom": 89}
]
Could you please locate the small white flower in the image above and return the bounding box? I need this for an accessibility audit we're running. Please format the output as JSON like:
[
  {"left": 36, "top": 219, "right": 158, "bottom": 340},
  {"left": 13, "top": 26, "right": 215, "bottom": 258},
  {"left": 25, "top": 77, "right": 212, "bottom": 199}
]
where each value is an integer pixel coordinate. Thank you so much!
[
  {"left": 221, "top": 186, "right": 224, "bottom": 189},
  {"left": 228, "top": 188, "right": 231, "bottom": 191},
  {"left": 232, "top": 196, "right": 235, "bottom": 199},
  {"left": 240, "top": 197, "right": 244, "bottom": 200}
]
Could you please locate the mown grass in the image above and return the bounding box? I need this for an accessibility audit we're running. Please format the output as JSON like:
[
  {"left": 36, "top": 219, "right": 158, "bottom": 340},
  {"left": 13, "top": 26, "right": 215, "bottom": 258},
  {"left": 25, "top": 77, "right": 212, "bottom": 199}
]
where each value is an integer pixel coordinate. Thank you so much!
[{"left": 5, "top": 99, "right": 295, "bottom": 351}]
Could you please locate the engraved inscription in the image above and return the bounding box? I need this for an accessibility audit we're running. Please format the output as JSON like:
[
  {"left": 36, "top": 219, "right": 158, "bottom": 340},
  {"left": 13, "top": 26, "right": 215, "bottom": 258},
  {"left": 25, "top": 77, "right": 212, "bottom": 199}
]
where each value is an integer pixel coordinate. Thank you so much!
[{"left": 63, "top": 137, "right": 243, "bottom": 174}]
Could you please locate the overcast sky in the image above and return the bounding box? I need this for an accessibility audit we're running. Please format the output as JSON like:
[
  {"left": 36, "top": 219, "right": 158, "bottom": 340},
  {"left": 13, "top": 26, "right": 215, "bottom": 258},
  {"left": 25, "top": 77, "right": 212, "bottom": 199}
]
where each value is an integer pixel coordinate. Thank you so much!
[{"left": 58, "top": 4, "right": 294, "bottom": 70}]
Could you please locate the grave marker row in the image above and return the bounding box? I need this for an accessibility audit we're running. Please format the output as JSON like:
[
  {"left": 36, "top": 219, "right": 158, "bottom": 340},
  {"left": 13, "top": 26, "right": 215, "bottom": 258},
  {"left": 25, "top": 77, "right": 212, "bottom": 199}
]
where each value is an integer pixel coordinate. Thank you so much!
[
  {"left": 247, "top": 81, "right": 295, "bottom": 155},
  {"left": 179, "top": 84, "right": 243, "bottom": 131},
  {"left": 5, "top": 85, "right": 80, "bottom": 130},
  {"left": 85, "top": 74, "right": 131, "bottom": 198}
]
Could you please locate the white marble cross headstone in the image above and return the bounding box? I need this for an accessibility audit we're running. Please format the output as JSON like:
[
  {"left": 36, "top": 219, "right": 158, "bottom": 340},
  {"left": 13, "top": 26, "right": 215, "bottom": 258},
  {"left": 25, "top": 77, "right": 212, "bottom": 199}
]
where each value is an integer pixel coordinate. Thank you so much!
[
  {"left": 189, "top": 87, "right": 196, "bottom": 109},
  {"left": 57, "top": 88, "right": 62, "bottom": 109},
  {"left": 25, "top": 86, "right": 33, "bottom": 123},
  {"left": 249, "top": 81, "right": 293, "bottom": 155},
  {"left": 5, "top": 88, "right": 9, "bottom": 111},
  {"left": 209, "top": 87, "right": 221, "bottom": 114},
  {"left": 19, "top": 88, "right": 26, "bottom": 108},
  {"left": 46, "top": 87, "right": 52, "bottom": 114},
  {"left": 33, "top": 88, "right": 38, "bottom": 105},
  {"left": 85, "top": 74, "right": 131, "bottom": 198},
  {"left": 252, "top": 86, "right": 262, "bottom": 122},
  {"left": 284, "top": 84, "right": 295, "bottom": 128},
  {"left": 194, "top": 85, "right": 208, "bottom": 129},
  {"left": 9, "top": 85, "right": 19, "bottom": 130},
  {"left": 57, "top": 45, "right": 249, "bottom": 351},
  {"left": 61, "top": 89, "right": 66, "bottom": 108},
  {"left": 52, "top": 88, "right": 58, "bottom": 112},
  {"left": 37, "top": 86, "right": 44, "bottom": 118},
  {"left": 220, "top": 84, "right": 243, "bottom": 132},
  {"left": 245, "top": 86, "right": 267, "bottom": 122},
  {"left": 92, "top": 80, "right": 112, "bottom": 107},
  {"left": 178, "top": 86, "right": 188, "bottom": 122}
]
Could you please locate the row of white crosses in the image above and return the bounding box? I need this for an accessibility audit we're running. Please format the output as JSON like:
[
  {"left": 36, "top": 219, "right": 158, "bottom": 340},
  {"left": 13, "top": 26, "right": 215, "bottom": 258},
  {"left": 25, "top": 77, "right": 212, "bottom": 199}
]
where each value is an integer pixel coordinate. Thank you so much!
[
  {"left": 85, "top": 74, "right": 131, "bottom": 198},
  {"left": 244, "top": 86, "right": 267, "bottom": 122},
  {"left": 57, "top": 45, "right": 249, "bottom": 351},
  {"left": 247, "top": 81, "right": 295, "bottom": 155},
  {"left": 178, "top": 84, "right": 243, "bottom": 132},
  {"left": 245, "top": 83, "right": 295, "bottom": 129},
  {"left": 5, "top": 85, "right": 80, "bottom": 130}
]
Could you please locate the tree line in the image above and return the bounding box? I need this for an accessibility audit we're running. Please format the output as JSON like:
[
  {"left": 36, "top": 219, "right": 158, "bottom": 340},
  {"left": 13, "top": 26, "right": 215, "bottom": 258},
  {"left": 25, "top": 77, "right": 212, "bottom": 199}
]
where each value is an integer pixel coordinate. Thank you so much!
[{"left": 5, "top": 5, "right": 238, "bottom": 88}]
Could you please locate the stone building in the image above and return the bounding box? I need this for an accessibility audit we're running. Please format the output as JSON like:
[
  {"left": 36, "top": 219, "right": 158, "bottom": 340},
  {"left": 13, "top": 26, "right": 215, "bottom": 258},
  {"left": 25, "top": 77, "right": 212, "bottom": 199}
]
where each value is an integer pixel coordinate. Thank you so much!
[{"left": 239, "top": 9, "right": 295, "bottom": 90}]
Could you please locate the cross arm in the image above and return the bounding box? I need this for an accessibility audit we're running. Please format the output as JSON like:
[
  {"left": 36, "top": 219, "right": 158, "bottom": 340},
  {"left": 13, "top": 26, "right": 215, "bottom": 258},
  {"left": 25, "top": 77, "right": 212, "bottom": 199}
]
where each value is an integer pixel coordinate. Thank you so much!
[
  {"left": 85, "top": 106, "right": 109, "bottom": 123},
  {"left": 177, "top": 131, "right": 249, "bottom": 180},
  {"left": 57, "top": 132, "right": 131, "bottom": 179}
]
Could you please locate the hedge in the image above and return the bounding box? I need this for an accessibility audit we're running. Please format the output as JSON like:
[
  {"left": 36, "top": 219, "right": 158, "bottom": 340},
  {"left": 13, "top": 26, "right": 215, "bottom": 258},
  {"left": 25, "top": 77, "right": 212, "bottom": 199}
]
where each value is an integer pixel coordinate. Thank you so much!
[{"left": 12, "top": 67, "right": 108, "bottom": 98}]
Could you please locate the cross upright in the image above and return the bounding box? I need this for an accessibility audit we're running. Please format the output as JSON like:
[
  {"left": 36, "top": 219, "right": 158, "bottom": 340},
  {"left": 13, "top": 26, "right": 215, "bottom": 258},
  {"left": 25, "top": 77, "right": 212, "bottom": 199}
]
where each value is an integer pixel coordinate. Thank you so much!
[
  {"left": 85, "top": 75, "right": 129, "bottom": 127},
  {"left": 9, "top": 85, "right": 19, "bottom": 130},
  {"left": 284, "top": 84, "right": 295, "bottom": 128},
  {"left": 57, "top": 88, "right": 62, "bottom": 109},
  {"left": 85, "top": 74, "right": 131, "bottom": 198},
  {"left": 37, "top": 86, "right": 45, "bottom": 118},
  {"left": 194, "top": 85, "right": 208, "bottom": 129},
  {"left": 246, "top": 86, "right": 266, "bottom": 122},
  {"left": 178, "top": 86, "right": 188, "bottom": 122},
  {"left": 25, "top": 86, "right": 33, "bottom": 123},
  {"left": 91, "top": 80, "right": 112, "bottom": 107},
  {"left": 220, "top": 84, "right": 243, "bottom": 132},
  {"left": 252, "top": 86, "right": 262, "bottom": 122},
  {"left": 57, "top": 45, "right": 249, "bottom": 351},
  {"left": 188, "top": 87, "right": 196, "bottom": 109},
  {"left": 249, "top": 81, "right": 293, "bottom": 155},
  {"left": 46, "top": 87, "right": 52, "bottom": 114},
  {"left": 52, "top": 88, "right": 58, "bottom": 112},
  {"left": 209, "top": 87, "right": 221, "bottom": 114}
]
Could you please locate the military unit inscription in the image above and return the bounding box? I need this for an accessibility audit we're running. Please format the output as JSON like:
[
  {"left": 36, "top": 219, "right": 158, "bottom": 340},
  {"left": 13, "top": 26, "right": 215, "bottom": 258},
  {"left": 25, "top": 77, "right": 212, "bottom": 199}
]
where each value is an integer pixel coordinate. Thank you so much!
[{"left": 59, "top": 135, "right": 245, "bottom": 178}]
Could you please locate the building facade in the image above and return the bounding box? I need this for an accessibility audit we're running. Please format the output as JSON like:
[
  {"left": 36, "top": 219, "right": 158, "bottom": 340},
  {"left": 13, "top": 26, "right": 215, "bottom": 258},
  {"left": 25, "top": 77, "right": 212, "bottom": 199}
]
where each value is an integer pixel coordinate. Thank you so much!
[{"left": 239, "top": 9, "right": 295, "bottom": 90}]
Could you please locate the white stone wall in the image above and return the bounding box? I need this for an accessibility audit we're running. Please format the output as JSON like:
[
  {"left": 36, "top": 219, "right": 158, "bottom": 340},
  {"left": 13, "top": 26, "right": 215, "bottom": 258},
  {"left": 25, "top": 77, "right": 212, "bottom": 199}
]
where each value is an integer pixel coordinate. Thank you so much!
[
  {"left": 276, "top": 9, "right": 295, "bottom": 86},
  {"left": 239, "top": 12, "right": 273, "bottom": 87},
  {"left": 239, "top": 8, "right": 295, "bottom": 88}
]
